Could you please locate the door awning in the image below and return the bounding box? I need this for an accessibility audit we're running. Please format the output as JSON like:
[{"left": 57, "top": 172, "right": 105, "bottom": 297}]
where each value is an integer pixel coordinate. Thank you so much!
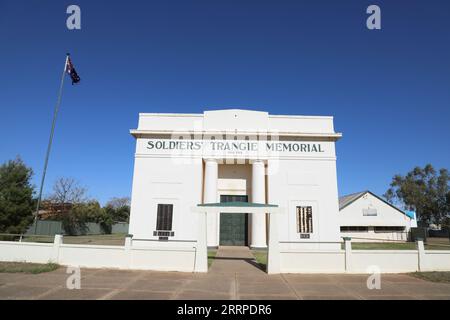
[
  {"left": 198, "top": 201, "right": 278, "bottom": 208},
  {"left": 193, "top": 201, "right": 282, "bottom": 214}
]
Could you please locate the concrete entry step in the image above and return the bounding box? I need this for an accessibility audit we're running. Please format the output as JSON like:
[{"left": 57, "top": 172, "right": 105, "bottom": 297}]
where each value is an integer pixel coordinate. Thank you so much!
[{"left": 209, "top": 246, "right": 266, "bottom": 275}]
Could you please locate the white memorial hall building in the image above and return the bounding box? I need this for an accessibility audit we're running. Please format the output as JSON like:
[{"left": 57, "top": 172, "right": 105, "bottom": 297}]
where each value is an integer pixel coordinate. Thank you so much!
[
  {"left": 3, "top": 108, "right": 446, "bottom": 274},
  {"left": 128, "top": 109, "right": 343, "bottom": 249},
  {"left": 0, "top": 109, "right": 450, "bottom": 274}
]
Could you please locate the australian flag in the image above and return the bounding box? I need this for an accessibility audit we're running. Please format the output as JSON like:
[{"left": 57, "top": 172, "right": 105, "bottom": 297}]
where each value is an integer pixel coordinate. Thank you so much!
[{"left": 65, "top": 56, "right": 80, "bottom": 84}]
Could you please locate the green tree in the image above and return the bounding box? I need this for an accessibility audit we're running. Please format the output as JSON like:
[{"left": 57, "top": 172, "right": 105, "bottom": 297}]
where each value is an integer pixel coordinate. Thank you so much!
[
  {"left": 45, "top": 177, "right": 88, "bottom": 235},
  {"left": 61, "top": 200, "right": 103, "bottom": 235},
  {"left": 0, "top": 157, "right": 35, "bottom": 234},
  {"left": 104, "top": 197, "right": 130, "bottom": 223},
  {"left": 62, "top": 200, "right": 115, "bottom": 235},
  {"left": 384, "top": 164, "right": 449, "bottom": 225},
  {"left": 60, "top": 207, "right": 87, "bottom": 235}
]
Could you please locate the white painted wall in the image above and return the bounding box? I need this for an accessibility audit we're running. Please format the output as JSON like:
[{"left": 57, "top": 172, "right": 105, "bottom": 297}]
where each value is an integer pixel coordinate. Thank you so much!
[
  {"left": 135, "top": 109, "right": 337, "bottom": 135},
  {"left": 58, "top": 245, "right": 128, "bottom": 269},
  {"left": 421, "top": 251, "right": 450, "bottom": 272},
  {"left": 1, "top": 238, "right": 450, "bottom": 274},
  {"left": 0, "top": 242, "right": 54, "bottom": 264},
  {"left": 204, "top": 109, "right": 268, "bottom": 131},
  {"left": 128, "top": 156, "right": 203, "bottom": 245},
  {"left": 269, "top": 157, "right": 341, "bottom": 251},
  {"left": 278, "top": 243, "right": 450, "bottom": 274},
  {"left": 351, "top": 251, "right": 419, "bottom": 273},
  {"left": 0, "top": 239, "right": 197, "bottom": 272},
  {"left": 130, "top": 109, "right": 342, "bottom": 251},
  {"left": 280, "top": 250, "right": 346, "bottom": 273},
  {"left": 268, "top": 115, "right": 335, "bottom": 134},
  {"left": 339, "top": 192, "right": 413, "bottom": 242},
  {"left": 218, "top": 164, "right": 251, "bottom": 196},
  {"left": 130, "top": 246, "right": 196, "bottom": 272}
]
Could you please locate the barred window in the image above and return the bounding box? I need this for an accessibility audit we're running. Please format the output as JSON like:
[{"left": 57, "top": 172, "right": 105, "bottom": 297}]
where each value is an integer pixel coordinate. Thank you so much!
[
  {"left": 296, "top": 206, "right": 313, "bottom": 234},
  {"left": 154, "top": 204, "right": 173, "bottom": 240}
]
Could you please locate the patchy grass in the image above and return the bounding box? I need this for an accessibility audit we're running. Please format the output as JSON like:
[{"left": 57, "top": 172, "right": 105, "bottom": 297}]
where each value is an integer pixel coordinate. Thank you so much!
[
  {"left": 348, "top": 242, "right": 417, "bottom": 250},
  {"left": 424, "top": 244, "right": 450, "bottom": 250},
  {"left": 344, "top": 242, "right": 450, "bottom": 251},
  {"left": 425, "top": 238, "right": 450, "bottom": 250},
  {"left": 251, "top": 250, "right": 267, "bottom": 270},
  {"left": 208, "top": 250, "right": 217, "bottom": 268},
  {"left": 22, "top": 233, "right": 127, "bottom": 246},
  {"left": 0, "top": 262, "right": 59, "bottom": 274},
  {"left": 62, "top": 233, "right": 126, "bottom": 246},
  {"left": 410, "top": 272, "right": 450, "bottom": 283},
  {"left": 21, "top": 235, "right": 55, "bottom": 243}
]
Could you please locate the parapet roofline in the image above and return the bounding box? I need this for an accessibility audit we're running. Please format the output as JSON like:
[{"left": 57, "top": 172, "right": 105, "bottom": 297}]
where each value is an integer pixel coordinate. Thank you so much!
[
  {"left": 130, "top": 129, "right": 342, "bottom": 140},
  {"left": 138, "top": 112, "right": 335, "bottom": 120}
]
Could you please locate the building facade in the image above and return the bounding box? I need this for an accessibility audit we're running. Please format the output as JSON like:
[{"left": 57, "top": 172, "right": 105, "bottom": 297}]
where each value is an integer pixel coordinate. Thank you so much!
[
  {"left": 128, "top": 109, "right": 342, "bottom": 249},
  {"left": 339, "top": 191, "right": 416, "bottom": 242}
]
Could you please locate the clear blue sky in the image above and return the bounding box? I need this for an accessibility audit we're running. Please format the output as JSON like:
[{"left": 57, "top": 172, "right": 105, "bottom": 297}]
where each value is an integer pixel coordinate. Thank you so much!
[{"left": 1, "top": 0, "right": 449, "bottom": 204}]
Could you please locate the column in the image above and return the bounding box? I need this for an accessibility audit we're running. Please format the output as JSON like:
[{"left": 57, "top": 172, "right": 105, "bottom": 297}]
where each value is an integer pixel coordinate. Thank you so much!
[
  {"left": 204, "top": 159, "right": 218, "bottom": 247},
  {"left": 251, "top": 160, "right": 267, "bottom": 248}
]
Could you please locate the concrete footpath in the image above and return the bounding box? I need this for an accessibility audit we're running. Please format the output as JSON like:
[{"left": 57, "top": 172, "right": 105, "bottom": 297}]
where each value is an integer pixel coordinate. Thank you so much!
[{"left": 0, "top": 247, "right": 449, "bottom": 300}]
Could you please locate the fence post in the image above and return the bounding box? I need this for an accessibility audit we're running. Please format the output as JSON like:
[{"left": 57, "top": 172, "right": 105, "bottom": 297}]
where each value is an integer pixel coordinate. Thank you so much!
[
  {"left": 125, "top": 234, "right": 133, "bottom": 269},
  {"left": 417, "top": 239, "right": 426, "bottom": 271},
  {"left": 51, "top": 234, "right": 63, "bottom": 264},
  {"left": 343, "top": 237, "right": 352, "bottom": 273}
]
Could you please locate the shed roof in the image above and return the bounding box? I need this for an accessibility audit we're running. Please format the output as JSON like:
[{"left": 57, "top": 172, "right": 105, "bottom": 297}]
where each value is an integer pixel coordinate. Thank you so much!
[
  {"left": 339, "top": 190, "right": 410, "bottom": 218},
  {"left": 339, "top": 191, "right": 367, "bottom": 210}
]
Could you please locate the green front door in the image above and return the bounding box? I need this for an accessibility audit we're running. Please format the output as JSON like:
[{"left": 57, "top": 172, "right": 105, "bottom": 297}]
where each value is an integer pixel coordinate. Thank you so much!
[{"left": 219, "top": 195, "right": 248, "bottom": 246}]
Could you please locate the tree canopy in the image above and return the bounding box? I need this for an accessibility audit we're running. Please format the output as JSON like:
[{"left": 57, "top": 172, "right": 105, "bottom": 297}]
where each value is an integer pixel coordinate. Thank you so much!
[
  {"left": 0, "top": 157, "right": 35, "bottom": 234},
  {"left": 43, "top": 178, "right": 130, "bottom": 235},
  {"left": 384, "top": 164, "right": 449, "bottom": 225},
  {"left": 104, "top": 197, "right": 130, "bottom": 223}
]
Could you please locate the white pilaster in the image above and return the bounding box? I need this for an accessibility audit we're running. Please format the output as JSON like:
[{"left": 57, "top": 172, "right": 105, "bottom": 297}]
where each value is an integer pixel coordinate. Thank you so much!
[
  {"left": 194, "top": 210, "right": 208, "bottom": 272},
  {"left": 267, "top": 213, "right": 280, "bottom": 274},
  {"left": 204, "top": 159, "right": 218, "bottom": 247},
  {"left": 251, "top": 160, "right": 267, "bottom": 248}
]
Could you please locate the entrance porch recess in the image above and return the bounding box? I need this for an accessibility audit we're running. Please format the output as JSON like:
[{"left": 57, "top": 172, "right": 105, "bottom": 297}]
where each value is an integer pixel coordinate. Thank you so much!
[
  {"left": 219, "top": 195, "right": 249, "bottom": 246},
  {"left": 192, "top": 202, "right": 284, "bottom": 274}
]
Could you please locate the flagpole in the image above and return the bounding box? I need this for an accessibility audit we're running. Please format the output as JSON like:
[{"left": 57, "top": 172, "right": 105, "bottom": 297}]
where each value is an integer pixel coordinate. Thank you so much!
[{"left": 33, "top": 54, "right": 70, "bottom": 234}]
